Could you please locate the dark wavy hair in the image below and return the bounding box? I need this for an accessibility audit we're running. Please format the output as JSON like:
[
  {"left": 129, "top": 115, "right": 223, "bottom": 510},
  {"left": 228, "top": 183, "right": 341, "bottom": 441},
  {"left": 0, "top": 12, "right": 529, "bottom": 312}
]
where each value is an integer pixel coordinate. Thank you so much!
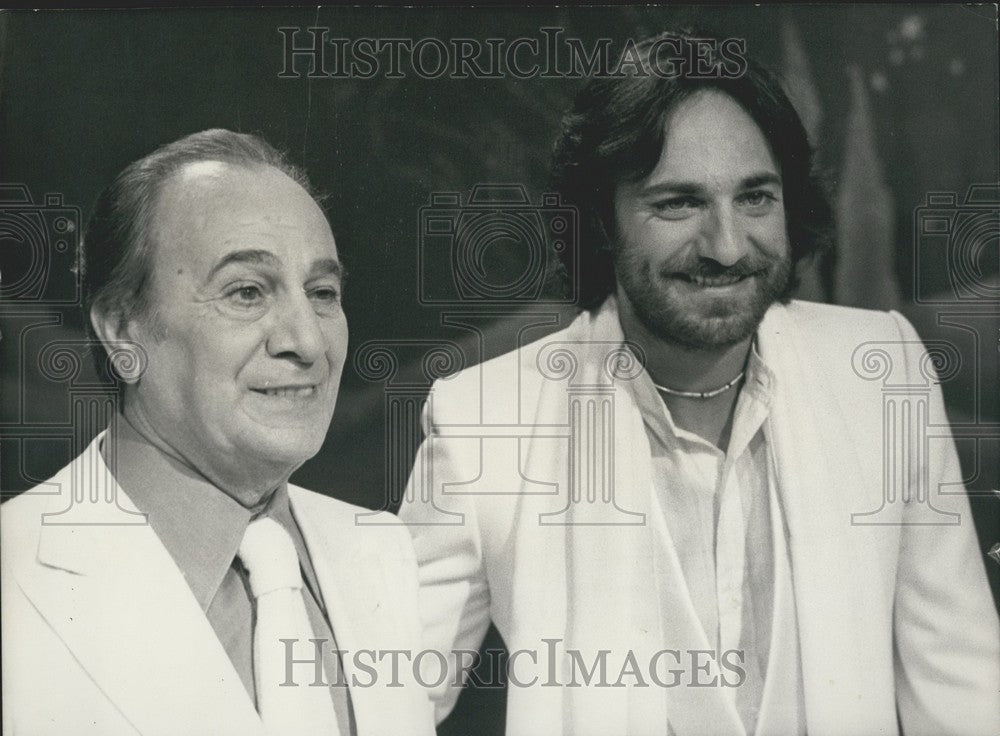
[
  {"left": 80, "top": 128, "right": 320, "bottom": 380},
  {"left": 551, "top": 31, "right": 834, "bottom": 310}
]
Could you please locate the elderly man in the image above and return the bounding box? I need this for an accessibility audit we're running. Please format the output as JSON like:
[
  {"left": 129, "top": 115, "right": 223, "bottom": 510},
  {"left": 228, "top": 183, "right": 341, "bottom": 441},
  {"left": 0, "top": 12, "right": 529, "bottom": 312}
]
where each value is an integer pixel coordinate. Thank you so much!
[
  {"left": 399, "top": 33, "right": 1000, "bottom": 735},
  {"left": 2, "top": 130, "right": 434, "bottom": 735}
]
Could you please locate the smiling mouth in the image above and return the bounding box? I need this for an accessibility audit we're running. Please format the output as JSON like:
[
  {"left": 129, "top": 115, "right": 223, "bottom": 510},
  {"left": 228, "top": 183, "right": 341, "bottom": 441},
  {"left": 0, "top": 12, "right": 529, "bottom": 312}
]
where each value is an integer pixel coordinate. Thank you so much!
[
  {"left": 672, "top": 272, "right": 757, "bottom": 287},
  {"left": 250, "top": 386, "right": 318, "bottom": 398}
]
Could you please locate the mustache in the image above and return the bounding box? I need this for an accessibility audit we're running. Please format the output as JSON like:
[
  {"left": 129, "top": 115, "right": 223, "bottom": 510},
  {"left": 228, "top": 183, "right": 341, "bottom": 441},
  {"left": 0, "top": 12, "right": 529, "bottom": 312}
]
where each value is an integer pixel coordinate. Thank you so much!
[{"left": 660, "top": 257, "right": 771, "bottom": 280}]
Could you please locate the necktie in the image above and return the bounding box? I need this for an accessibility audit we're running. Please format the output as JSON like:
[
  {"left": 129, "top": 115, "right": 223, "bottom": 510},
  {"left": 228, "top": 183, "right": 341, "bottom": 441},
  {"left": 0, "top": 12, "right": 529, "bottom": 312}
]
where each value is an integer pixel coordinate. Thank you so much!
[{"left": 238, "top": 517, "right": 341, "bottom": 736}]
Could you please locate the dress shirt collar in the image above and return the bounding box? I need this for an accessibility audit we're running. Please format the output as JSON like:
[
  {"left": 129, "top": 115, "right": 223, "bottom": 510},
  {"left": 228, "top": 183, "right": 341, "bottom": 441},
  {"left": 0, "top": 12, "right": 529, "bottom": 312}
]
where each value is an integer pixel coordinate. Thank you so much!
[
  {"left": 104, "top": 414, "right": 301, "bottom": 612},
  {"left": 723, "top": 341, "right": 775, "bottom": 460}
]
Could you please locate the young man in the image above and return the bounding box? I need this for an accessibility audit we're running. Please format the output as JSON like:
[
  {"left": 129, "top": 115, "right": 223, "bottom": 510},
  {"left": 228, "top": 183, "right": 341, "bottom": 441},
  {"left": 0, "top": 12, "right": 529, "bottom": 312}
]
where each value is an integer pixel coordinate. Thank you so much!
[{"left": 400, "top": 33, "right": 999, "bottom": 736}]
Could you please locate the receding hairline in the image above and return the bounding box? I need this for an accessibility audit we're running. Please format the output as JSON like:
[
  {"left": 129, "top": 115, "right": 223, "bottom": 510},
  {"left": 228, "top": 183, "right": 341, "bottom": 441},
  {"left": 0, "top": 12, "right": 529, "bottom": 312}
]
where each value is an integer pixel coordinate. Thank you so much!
[
  {"left": 155, "top": 157, "right": 315, "bottom": 201},
  {"left": 148, "top": 158, "right": 328, "bottom": 238},
  {"left": 139, "top": 158, "right": 334, "bottom": 300}
]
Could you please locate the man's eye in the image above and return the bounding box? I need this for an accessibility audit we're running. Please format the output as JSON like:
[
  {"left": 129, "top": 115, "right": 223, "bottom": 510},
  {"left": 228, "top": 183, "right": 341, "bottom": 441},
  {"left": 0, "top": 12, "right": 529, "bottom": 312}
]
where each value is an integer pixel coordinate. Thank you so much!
[
  {"left": 656, "top": 196, "right": 699, "bottom": 211},
  {"left": 309, "top": 286, "right": 341, "bottom": 304},
  {"left": 652, "top": 196, "right": 702, "bottom": 219},
  {"left": 227, "top": 284, "right": 265, "bottom": 305},
  {"left": 740, "top": 190, "right": 776, "bottom": 207}
]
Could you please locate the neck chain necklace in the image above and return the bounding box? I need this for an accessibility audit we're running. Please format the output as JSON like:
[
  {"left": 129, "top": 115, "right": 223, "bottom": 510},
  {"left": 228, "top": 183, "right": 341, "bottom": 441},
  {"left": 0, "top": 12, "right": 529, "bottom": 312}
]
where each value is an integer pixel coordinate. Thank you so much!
[{"left": 653, "top": 370, "right": 745, "bottom": 399}]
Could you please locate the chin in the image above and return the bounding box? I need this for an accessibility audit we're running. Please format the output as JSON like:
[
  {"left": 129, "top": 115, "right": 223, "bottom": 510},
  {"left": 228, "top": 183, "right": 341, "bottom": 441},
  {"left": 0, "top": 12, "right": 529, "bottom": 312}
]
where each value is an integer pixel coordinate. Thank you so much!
[
  {"left": 259, "top": 442, "right": 322, "bottom": 468},
  {"left": 642, "top": 307, "right": 760, "bottom": 350},
  {"left": 243, "top": 429, "right": 326, "bottom": 467}
]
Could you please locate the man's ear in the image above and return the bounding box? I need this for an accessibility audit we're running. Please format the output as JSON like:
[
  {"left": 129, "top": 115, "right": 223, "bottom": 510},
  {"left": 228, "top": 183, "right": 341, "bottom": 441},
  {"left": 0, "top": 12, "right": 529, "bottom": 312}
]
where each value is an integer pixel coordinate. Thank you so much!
[{"left": 89, "top": 304, "right": 146, "bottom": 384}]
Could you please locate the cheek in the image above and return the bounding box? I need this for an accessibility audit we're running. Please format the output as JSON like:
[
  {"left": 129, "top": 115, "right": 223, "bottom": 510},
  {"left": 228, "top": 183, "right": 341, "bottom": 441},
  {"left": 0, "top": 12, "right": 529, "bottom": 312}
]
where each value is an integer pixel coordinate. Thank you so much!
[
  {"left": 753, "top": 212, "right": 791, "bottom": 255},
  {"left": 323, "top": 314, "right": 350, "bottom": 368},
  {"left": 141, "top": 337, "right": 196, "bottom": 390},
  {"left": 190, "top": 330, "right": 262, "bottom": 386},
  {"left": 625, "top": 220, "right": 693, "bottom": 264},
  {"left": 612, "top": 199, "right": 653, "bottom": 252}
]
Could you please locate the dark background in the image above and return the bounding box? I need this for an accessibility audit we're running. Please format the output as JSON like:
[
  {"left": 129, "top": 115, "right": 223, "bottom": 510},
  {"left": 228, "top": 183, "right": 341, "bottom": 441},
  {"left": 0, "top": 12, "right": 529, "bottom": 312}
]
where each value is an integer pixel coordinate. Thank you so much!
[{"left": 2, "top": 6, "right": 998, "bottom": 734}]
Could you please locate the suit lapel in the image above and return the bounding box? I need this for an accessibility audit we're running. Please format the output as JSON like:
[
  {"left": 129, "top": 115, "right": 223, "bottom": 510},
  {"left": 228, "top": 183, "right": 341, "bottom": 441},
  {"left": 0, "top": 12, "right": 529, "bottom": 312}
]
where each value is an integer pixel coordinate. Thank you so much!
[
  {"left": 290, "top": 488, "right": 407, "bottom": 736},
  {"left": 757, "top": 306, "right": 874, "bottom": 735},
  {"left": 753, "top": 458, "right": 806, "bottom": 736},
  {"left": 22, "top": 443, "right": 264, "bottom": 736},
  {"left": 548, "top": 304, "right": 743, "bottom": 736},
  {"left": 543, "top": 308, "right": 657, "bottom": 733}
]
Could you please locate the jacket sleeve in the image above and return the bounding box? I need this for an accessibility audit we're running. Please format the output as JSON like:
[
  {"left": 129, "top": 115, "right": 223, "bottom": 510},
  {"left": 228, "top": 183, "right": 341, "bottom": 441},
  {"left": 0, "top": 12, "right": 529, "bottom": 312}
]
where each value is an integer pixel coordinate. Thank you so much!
[
  {"left": 396, "top": 381, "right": 493, "bottom": 725},
  {"left": 889, "top": 310, "right": 1000, "bottom": 735}
]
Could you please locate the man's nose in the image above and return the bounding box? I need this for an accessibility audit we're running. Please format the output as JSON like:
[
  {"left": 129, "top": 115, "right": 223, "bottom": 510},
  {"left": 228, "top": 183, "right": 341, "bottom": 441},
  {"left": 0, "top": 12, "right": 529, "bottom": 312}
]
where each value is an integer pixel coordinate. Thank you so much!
[
  {"left": 698, "top": 204, "right": 745, "bottom": 267},
  {"left": 265, "top": 293, "right": 325, "bottom": 365}
]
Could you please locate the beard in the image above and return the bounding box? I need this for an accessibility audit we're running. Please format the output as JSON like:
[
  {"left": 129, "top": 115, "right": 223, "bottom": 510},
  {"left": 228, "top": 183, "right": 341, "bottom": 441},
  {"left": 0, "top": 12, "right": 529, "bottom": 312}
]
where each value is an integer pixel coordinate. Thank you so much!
[{"left": 614, "top": 247, "right": 793, "bottom": 350}]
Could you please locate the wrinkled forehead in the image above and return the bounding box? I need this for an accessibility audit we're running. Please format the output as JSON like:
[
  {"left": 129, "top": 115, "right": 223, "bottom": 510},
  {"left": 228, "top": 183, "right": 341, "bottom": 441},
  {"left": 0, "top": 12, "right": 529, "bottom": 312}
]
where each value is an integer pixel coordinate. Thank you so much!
[{"left": 147, "top": 160, "right": 336, "bottom": 273}]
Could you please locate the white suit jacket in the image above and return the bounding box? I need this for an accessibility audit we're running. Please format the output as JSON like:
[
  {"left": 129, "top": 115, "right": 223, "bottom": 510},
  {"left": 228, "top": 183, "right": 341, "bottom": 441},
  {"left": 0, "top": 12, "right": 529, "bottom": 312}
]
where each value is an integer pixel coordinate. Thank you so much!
[
  {"left": 1, "top": 434, "right": 435, "bottom": 736},
  {"left": 398, "top": 298, "right": 1000, "bottom": 736}
]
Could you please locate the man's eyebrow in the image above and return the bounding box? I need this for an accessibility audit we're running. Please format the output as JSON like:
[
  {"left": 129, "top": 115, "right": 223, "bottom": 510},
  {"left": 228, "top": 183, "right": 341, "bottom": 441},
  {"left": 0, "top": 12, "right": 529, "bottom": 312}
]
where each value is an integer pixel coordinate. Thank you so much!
[
  {"left": 207, "top": 251, "right": 346, "bottom": 284},
  {"left": 640, "top": 180, "right": 706, "bottom": 197},
  {"left": 740, "top": 172, "right": 783, "bottom": 189},
  {"left": 207, "top": 249, "right": 280, "bottom": 279},
  {"left": 309, "top": 258, "right": 345, "bottom": 282},
  {"left": 639, "top": 171, "right": 783, "bottom": 197}
]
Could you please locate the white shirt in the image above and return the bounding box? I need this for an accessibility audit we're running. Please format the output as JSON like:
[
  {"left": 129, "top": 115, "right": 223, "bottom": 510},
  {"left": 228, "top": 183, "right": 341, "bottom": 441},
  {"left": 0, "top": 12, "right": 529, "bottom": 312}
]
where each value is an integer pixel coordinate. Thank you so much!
[{"left": 632, "top": 346, "right": 784, "bottom": 734}]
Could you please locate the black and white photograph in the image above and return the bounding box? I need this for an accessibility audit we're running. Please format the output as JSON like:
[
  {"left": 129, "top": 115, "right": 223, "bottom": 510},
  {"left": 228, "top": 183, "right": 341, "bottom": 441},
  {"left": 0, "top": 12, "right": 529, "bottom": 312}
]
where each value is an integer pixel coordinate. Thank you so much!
[{"left": 1, "top": 5, "right": 998, "bottom": 735}]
